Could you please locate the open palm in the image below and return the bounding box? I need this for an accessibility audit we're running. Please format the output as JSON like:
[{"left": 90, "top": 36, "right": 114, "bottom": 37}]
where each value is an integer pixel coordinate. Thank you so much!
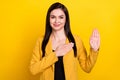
[{"left": 90, "top": 29, "right": 100, "bottom": 51}]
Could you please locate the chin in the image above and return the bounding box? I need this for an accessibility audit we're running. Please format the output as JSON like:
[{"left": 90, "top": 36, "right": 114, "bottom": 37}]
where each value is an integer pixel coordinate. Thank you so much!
[{"left": 52, "top": 27, "right": 64, "bottom": 31}]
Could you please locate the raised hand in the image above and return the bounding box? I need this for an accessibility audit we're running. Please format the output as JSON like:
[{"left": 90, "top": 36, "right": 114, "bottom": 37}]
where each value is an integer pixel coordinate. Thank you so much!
[{"left": 90, "top": 29, "right": 100, "bottom": 51}]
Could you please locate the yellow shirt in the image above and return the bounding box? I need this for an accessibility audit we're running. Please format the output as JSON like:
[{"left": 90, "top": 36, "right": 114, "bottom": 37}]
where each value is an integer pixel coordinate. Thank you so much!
[{"left": 29, "top": 35, "right": 99, "bottom": 80}]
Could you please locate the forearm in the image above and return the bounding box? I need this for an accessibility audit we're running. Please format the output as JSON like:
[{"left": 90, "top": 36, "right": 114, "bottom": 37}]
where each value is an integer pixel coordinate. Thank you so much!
[{"left": 80, "top": 48, "right": 99, "bottom": 73}]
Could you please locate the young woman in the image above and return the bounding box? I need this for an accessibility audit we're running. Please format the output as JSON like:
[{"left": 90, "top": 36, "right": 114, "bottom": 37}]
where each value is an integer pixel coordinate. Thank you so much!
[{"left": 30, "top": 2, "right": 100, "bottom": 80}]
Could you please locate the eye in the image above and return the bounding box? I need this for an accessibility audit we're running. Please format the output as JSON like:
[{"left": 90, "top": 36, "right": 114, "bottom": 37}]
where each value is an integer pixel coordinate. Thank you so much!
[
  {"left": 50, "top": 15, "right": 55, "bottom": 19},
  {"left": 59, "top": 16, "right": 64, "bottom": 19}
]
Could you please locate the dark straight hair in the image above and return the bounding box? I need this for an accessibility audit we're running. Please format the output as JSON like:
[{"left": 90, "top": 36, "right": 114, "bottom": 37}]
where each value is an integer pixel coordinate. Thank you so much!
[{"left": 42, "top": 2, "right": 77, "bottom": 57}]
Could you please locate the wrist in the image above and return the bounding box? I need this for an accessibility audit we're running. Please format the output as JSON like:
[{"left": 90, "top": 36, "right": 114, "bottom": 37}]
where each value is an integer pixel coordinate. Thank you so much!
[
  {"left": 52, "top": 49, "right": 59, "bottom": 57},
  {"left": 91, "top": 47, "right": 99, "bottom": 52}
]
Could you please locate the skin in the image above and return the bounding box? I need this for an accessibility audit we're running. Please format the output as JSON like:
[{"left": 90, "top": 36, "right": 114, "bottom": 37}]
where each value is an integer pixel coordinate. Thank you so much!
[{"left": 49, "top": 8, "right": 100, "bottom": 57}]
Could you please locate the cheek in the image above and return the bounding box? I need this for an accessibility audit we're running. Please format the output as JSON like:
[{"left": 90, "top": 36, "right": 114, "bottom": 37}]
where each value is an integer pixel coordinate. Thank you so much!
[
  {"left": 50, "top": 18, "right": 54, "bottom": 23},
  {"left": 62, "top": 19, "right": 66, "bottom": 25},
  {"left": 50, "top": 19, "right": 55, "bottom": 27}
]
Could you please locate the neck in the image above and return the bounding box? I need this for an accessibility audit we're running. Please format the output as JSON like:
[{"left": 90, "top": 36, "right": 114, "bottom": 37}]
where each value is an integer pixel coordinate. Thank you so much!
[{"left": 51, "top": 29, "right": 66, "bottom": 41}]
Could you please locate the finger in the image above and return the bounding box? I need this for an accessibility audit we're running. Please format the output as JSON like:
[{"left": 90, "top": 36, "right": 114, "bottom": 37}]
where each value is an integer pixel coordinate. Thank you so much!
[
  {"left": 65, "top": 43, "right": 74, "bottom": 50},
  {"left": 93, "top": 29, "right": 97, "bottom": 37},
  {"left": 92, "top": 29, "right": 100, "bottom": 38},
  {"left": 65, "top": 44, "right": 73, "bottom": 52},
  {"left": 70, "top": 42, "right": 74, "bottom": 47}
]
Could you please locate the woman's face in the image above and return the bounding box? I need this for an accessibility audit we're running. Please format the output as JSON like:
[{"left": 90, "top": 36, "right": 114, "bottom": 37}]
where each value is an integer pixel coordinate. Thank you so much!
[{"left": 50, "top": 8, "right": 66, "bottom": 31}]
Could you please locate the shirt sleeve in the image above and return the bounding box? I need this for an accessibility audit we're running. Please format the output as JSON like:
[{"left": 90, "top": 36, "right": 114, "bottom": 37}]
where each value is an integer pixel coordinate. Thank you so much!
[
  {"left": 29, "top": 37, "right": 58, "bottom": 75},
  {"left": 75, "top": 35, "right": 99, "bottom": 73}
]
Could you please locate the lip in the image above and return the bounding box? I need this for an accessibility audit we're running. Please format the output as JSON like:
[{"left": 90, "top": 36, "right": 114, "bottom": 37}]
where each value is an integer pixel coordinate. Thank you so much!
[{"left": 53, "top": 24, "right": 60, "bottom": 27}]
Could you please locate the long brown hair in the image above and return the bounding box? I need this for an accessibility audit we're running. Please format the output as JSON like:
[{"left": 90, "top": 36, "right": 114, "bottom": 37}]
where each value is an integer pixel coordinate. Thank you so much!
[{"left": 42, "top": 2, "right": 77, "bottom": 57}]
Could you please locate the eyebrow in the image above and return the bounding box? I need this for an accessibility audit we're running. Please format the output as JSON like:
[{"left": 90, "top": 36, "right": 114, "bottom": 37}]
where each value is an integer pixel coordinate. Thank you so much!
[{"left": 50, "top": 15, "right": 65, "bottom": 17}]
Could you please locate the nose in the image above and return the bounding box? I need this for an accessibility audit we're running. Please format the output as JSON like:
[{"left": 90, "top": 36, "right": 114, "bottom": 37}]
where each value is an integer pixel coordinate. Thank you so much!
[{"left": 55, "top": 18, "right": 59, "bottom": 23}]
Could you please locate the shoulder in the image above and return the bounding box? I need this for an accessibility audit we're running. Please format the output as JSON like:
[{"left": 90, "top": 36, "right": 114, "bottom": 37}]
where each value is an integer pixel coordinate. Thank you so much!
[
  {"left": 73, "top": 34, "right": 84, "bottom": 48},
  {"left": 37, "top": 36, "right": 44, "bottom": 41},
  {"left": 35, "top": 35, "right": 44, "bottom": 45},
  {"left": 73, "top": 34, "right": 82, "bottom": 43}
]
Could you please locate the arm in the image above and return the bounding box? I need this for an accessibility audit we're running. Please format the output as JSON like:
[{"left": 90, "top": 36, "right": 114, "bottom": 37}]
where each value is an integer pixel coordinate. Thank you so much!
[
  {"left": 76, "top": 29, "right": 100, "bottom": 73},
  {"left": 77, "top": 40, "right": 99, "bottom": 73},
  {"left": 29, "top": 37, "right": 58, "bottom": 75}
]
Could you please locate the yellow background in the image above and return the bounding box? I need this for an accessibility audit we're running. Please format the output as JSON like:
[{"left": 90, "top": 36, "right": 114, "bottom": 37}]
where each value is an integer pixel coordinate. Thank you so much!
[{"left": 0, "top": 0, "right": 120, "bottom": 80}]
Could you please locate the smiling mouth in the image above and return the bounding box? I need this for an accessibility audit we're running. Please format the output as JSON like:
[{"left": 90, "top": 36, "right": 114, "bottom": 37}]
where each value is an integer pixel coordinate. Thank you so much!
[{"left": 53, "top": 24, "right": 61, "bottom": 27}]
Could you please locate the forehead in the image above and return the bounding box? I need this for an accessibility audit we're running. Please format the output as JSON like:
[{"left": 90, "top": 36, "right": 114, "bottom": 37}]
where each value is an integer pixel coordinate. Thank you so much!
[{"left": 50, "top": 9, "right": 65, "bottom": 16}]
